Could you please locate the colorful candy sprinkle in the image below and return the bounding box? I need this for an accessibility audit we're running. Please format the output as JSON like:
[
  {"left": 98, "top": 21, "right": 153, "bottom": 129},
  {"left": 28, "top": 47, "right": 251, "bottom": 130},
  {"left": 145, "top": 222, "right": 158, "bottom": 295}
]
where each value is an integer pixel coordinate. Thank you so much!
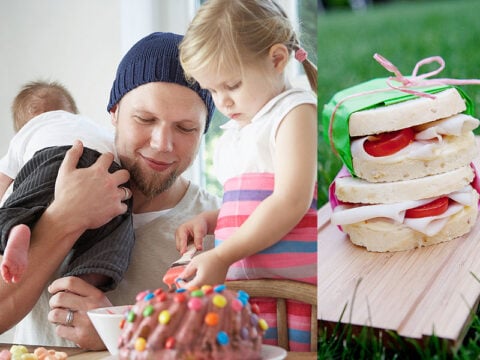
[
  {"left": 237, "top": 290, "right": 249, "bottom": 306},
  {"left": 258, "top": 318, "right": 269, "bottom": 331},
  {"left": 127, "top": 310, "right": 136, "bottom": 322},
  {"left": 241, "top": 327, "right": 249, "bottom": 340},
  {"left": 144, "top": 292, "right": 154, "bottom": 301},
  {"left": 237, "top": 290, "right": 249, "bottom": 301},
  {"left": 154, "top": 288, "right": 164, "bottom": 296},
  {"left": 250, "top": 313, "right": 259, "bottom": 326},
  {"left": 143, "top": 305, "right": 154, "bottom": 317},
  {"left": 119, "top": 318, "right": 126, "bottom": 329},
  {"left": 188, "top": 297, "right": 203, "bottom": 311},
  {"left": 216, "top": 331, "right": 229, "bottom": 345},
  {"left": 214, "top": 284, "right": 226, "bottom": 293},
  {"left": 174, "top": 293, "right": 186, "bottom": 303},
  {"left": 157, "top": 292, "right": 168, "bottom": 302},
  {"left": 205, "top": 312, "right": 219, "bottom": 326},
  {"left": 212, "top": 294, "right": 227, "bottom": 308},
  {"left": 191, "top": 289, "right": 204, "bottom": 297},
  {"left": 251, "top": 303, "right": 260, "bottom": 314},
  {"left": 135, "top": 290, "right": 149, "bottom": 302},
  {"left": 159, "top": 310, "right": 171, "bottom": 324},
  {"left": 201, "top": 285, "right": 213, "bottom": 294},
  {"left": 165, "top": 336, "right": 176, "bottom": 349},
  {"left": 135, "top": 337, "right": 147, "bottom": 352},
  {"left": 231, "top": 298, "right": 243, "bottom": 312}
]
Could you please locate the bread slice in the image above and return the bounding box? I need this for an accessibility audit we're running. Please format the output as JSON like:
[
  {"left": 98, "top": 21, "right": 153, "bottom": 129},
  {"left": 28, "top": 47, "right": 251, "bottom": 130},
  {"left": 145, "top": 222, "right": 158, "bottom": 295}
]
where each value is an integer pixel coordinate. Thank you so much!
[
  {"left": 349, "top": 88, "right": 466, "bottom": 137},
  {"left": 335, "top": 165, "right": 474, "bottom": 204},
  {"left": 343, "top": 190, "right": 478, "bottom": 252},
  {"left": 351, "top": 132, "right": 478, "bottom": 183}
]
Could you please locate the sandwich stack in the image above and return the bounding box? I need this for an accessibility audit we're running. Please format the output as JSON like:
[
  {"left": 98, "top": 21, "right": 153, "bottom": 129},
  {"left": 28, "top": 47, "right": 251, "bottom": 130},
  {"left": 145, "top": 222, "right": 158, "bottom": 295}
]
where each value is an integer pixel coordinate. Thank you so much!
[{"left": 323, "top": 74, "right": 480, "bottom": 252}]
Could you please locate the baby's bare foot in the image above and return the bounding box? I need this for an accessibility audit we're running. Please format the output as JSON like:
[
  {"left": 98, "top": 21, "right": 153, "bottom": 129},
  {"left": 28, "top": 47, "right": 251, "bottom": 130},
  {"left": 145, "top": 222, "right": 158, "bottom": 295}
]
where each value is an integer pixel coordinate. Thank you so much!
[{"left": 1, "top": 224, "right": 31, "bottom": 283}]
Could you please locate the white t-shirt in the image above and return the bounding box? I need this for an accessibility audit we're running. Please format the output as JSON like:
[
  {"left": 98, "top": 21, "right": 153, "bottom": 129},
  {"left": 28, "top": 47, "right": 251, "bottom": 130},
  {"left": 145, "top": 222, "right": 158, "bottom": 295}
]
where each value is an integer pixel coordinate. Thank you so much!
[
  {"left": 0, "top": 110, "right": 116, "bottom": 179},
  {"left": 213, "top": 88, "right": 317, "bottom": 185}
]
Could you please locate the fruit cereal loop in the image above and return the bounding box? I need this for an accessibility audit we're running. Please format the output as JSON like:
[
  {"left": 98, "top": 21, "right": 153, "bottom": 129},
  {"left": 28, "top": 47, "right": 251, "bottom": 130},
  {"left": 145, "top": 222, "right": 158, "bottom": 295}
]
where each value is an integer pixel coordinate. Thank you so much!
[{"left": 118, "top": 284, "right": 266, "bottom": 360}]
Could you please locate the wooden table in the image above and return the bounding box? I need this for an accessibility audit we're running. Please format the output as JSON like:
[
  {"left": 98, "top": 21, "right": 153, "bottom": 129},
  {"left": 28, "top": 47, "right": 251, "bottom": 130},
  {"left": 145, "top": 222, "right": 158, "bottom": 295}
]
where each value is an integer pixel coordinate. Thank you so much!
[
  {"left": 0, "top": 344, "right": 316, "bottom": 359},
  {"left": 317, "top": 202, "right": 480, "bottom": 347}
]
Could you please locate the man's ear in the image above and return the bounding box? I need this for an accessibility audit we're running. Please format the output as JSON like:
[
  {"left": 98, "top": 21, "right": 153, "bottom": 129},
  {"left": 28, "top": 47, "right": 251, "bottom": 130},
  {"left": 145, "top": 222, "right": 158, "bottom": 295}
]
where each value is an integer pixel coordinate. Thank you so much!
[
  {"left": 269, "top": 44, "right": 289, "bottom": 73},
  {"left": 110, "top": 104, "right": 118, "bottom": 126}
]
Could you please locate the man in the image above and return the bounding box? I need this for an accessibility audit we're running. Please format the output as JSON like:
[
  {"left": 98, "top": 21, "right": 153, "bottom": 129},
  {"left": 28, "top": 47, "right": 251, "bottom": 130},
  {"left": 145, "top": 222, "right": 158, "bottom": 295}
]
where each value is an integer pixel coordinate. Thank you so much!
[{"left": 0, "top": 32, "right": 220, "bottom": 349}]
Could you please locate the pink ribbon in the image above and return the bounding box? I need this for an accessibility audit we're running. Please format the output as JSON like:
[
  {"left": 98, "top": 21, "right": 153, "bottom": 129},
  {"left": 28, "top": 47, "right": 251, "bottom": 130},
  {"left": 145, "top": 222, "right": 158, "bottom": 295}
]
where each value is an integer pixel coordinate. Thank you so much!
[{"left": 328, "top": 53, "right": 480, "bottom": 154}]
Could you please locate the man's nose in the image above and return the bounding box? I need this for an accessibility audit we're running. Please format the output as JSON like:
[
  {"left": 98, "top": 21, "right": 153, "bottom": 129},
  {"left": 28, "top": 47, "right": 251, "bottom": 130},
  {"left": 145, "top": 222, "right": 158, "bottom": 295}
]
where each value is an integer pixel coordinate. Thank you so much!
[{"left": 150, "top": 125, "right": 173, "bottom": 152}]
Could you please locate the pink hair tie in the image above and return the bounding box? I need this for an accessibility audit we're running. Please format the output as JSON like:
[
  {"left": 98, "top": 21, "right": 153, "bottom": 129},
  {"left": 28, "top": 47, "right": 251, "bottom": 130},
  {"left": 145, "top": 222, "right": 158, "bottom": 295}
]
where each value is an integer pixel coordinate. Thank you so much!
[{"left": 295, "top": 48, "right": 308, "bottom": 63}]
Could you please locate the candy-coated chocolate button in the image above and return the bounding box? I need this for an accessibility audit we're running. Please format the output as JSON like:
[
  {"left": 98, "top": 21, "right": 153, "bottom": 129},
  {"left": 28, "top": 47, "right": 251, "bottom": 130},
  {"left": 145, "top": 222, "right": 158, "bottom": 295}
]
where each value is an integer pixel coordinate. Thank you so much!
[
  {"left": 135, "top": 337, "right": 147, "bottom": 352},
  {"left": 159, "top": 310, "right": 171, "bottom": 324},
  {"left": 188, "top": 297, "right": 203, "bottom": 311},
  {"left": 217, "top": 331, "right": 229, "bottom": 345},
  {"left": 212, "top": 294, "right": 227, "bottom": 308},
  {"left": 205, "top": 312, "right": 219, "bottom": 326}
]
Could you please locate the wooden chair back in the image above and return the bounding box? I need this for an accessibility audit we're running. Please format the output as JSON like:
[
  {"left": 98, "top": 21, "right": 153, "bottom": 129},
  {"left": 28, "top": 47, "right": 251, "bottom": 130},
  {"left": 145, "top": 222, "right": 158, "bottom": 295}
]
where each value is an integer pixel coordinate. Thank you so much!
[{"left": 226, "top": 279, "right": 317, "bottom": 352}]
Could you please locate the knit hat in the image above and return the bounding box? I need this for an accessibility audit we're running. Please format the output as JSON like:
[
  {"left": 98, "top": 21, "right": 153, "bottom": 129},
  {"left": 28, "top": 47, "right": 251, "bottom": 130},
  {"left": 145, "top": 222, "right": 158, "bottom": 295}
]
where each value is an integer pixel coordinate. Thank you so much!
[{"left": 107, "top": 32, "right": 214, "bottom": 133}]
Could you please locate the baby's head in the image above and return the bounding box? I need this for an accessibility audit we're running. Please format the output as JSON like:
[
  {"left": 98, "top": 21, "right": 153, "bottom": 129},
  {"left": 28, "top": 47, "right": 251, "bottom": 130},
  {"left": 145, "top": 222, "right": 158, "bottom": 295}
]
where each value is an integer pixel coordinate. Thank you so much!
[
  {"left": 12, "top": 80, "right": 78, "bottom": 131},
  {"left": 180, "top": 0, "right": 317, "bottom": 92}
]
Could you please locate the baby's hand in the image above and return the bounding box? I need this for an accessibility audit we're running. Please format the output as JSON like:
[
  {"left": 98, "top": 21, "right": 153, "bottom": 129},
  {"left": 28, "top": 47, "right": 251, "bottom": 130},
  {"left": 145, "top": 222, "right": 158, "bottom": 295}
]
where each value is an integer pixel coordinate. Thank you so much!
[{"left": 177, "top": 249, "right": 230, "bottom": 288}]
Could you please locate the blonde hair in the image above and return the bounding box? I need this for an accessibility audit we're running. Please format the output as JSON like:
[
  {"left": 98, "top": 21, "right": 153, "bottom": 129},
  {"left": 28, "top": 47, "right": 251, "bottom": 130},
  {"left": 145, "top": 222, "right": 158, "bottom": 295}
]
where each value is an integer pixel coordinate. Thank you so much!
[
  {"left": 179, "top": 0, "right": 317, "bottom": 93},
  {"left": 11, "top": 80, "right": 78, "bottom": 132}
]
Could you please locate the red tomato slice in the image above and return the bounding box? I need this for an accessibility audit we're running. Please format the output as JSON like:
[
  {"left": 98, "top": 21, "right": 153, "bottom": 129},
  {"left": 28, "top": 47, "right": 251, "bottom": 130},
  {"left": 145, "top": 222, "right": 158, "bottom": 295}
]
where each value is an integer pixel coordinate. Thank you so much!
[
  {"left": 405, "top": 197, "right": 450, "bottom": 218},
  {"left": 363, "top": 128, "right": 415, "bottom": 157}
]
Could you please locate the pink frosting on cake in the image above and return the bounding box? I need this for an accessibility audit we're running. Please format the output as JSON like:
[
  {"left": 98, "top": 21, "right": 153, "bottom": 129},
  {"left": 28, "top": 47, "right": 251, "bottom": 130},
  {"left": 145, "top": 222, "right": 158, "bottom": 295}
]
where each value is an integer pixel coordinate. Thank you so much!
[{"left": 118, "top": 284, "right": 267, "bottom": 360}]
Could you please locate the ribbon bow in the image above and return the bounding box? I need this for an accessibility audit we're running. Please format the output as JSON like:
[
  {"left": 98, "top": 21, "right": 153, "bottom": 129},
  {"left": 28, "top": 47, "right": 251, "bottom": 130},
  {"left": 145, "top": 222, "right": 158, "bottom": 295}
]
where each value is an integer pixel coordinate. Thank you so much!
[
  {"left": 328, "top": 54, "right": 480, "bottom": 154},
  {"left": 375, "top": 53, "right": 480, "bottom": 98}
]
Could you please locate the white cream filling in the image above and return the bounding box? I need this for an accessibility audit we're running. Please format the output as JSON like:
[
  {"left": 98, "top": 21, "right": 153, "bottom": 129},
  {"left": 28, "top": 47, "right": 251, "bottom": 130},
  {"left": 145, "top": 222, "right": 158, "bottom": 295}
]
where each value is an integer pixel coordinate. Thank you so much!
[
  {"left": 331, "top": 186, "right": 476, "bottom": 236},
  {"left": 350, "top": 114, "right": 479, "bottom": 162}
]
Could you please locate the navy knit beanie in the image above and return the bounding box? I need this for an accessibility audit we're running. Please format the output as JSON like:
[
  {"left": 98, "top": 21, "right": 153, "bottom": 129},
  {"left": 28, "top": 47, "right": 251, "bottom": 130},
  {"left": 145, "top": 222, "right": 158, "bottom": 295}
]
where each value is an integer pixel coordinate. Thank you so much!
[{"left": 107, "top": 32, "right": 214, "bottom": 133}]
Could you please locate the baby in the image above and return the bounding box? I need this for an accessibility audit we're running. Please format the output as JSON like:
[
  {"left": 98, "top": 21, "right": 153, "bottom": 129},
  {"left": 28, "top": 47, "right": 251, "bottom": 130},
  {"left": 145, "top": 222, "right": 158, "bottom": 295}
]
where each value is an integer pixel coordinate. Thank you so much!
[{"left": 0, "top": 81, "right": 134, "bottom": 291}]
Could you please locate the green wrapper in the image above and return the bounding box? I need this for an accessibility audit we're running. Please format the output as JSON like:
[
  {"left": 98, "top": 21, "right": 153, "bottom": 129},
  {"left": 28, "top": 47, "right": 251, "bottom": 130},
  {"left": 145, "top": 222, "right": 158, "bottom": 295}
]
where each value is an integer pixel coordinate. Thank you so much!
[{"left": 321, "top": 78, "right": 475, "bottom": 175}]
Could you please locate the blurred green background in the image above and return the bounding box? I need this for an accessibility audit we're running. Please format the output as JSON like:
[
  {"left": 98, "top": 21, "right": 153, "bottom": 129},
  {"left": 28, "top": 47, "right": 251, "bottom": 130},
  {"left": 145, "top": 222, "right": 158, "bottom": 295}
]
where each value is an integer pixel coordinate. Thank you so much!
[{"left": 317, "top": 0, "right": 480, "bottom": 207}]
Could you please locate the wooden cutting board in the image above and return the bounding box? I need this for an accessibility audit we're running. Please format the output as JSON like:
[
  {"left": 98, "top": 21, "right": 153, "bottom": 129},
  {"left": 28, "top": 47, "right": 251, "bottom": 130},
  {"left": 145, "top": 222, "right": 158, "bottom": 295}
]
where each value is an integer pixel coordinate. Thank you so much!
[{"left": 317, "top": 203, "right": 480, "bottom": 346}]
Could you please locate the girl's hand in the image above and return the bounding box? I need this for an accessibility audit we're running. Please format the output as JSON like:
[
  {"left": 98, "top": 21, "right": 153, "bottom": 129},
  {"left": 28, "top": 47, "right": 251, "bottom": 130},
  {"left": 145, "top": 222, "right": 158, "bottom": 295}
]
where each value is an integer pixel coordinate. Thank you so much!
[
  {"left": 177, "top": 249, "right": 230, "bottom": 288},
  {"left": 47, "top": 276, "right": 112, "bottom": 350},
  {"left": 175, "top": 210, "right": 219, "bottom": 254}
]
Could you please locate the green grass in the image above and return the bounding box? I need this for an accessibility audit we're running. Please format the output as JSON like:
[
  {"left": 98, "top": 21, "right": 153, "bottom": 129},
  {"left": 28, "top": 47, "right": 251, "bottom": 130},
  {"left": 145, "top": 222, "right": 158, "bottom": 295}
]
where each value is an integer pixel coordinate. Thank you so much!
[
  {"left": 317, "top": 1, "right": 480, "bottom": 358},
  {"left": 318, "top": 303, "right": 480, "bottom": 359},
  {"left": 317, "top": 274, "right": 480, "bottom": 359},
  {"left": 317, "top": 0, "right": 480, "bottom": 206}
]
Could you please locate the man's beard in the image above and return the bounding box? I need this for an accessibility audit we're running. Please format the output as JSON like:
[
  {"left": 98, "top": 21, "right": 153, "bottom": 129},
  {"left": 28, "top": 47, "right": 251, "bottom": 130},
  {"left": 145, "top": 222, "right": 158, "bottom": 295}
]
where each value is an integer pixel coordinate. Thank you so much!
[{"left": 124, "top": 159, "right": 179, "bottom": 199}]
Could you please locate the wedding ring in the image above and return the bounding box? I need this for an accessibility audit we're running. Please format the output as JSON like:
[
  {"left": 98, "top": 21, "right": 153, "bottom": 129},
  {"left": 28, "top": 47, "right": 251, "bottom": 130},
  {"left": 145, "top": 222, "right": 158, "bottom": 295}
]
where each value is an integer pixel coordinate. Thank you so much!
[{"left": 65, "top": 309, "right": 74, "bottom": 327}]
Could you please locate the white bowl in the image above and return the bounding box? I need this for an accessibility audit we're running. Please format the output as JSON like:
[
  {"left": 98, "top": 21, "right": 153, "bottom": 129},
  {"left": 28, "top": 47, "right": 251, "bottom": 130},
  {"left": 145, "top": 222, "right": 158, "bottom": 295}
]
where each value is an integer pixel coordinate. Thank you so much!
[{"left": 87, "top": 305, "right": 131, "bottom": 355}]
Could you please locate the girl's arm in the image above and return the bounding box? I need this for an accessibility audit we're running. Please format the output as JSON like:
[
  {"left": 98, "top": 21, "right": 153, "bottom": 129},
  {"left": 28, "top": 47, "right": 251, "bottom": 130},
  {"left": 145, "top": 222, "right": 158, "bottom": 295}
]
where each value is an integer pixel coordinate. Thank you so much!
[
  {"left": 0, "top": 172, "right": 13, "bottom": 203},
  {"left": 215, "top": 103, "right": 317, "bottom": 264}
]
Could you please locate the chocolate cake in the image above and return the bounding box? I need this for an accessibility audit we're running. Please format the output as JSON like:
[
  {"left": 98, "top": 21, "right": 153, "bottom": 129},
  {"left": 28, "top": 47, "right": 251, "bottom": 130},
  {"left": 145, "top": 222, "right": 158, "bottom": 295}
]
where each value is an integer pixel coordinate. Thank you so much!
[{"left": 118, "top": 284, "right": 268, "bottom": 359}]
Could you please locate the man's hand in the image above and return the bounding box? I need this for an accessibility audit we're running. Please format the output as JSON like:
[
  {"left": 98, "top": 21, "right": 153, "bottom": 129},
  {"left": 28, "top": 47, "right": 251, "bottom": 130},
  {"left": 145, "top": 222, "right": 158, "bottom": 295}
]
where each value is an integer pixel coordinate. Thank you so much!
[
  {"left": 48, "top": 276, "right": 112, "bottom": 350},
  {"left": 50, "top": 141, "right": 131, "bottom": 234}
]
